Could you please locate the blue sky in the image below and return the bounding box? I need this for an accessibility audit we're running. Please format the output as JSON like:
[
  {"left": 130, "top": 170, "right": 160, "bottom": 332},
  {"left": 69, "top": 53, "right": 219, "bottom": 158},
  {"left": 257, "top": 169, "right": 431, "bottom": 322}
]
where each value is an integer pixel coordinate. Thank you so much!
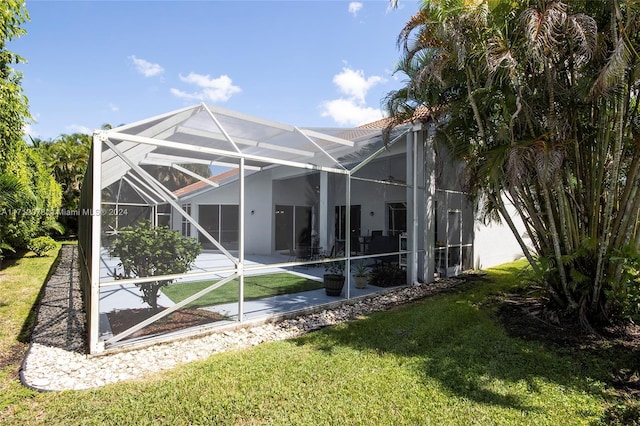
[{"left": 12, "top": 0, "right": 418, "bottom": 141}]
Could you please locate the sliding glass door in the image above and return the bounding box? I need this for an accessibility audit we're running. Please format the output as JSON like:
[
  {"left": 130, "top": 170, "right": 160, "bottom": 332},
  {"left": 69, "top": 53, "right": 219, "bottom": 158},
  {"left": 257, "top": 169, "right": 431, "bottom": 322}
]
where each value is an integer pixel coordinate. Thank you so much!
[
  {"left": 198, "top": 204, "right": 239, "bottom": 249},
  {"left": 274, "top": 204, "right": 312, "bottom": 251}
]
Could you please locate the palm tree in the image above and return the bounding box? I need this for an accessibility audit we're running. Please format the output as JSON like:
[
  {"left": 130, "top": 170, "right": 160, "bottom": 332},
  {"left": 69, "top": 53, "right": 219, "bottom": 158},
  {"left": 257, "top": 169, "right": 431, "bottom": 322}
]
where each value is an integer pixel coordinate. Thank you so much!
[
  {"left": 37, "top": 133, "right": 91, "bottom": 210},
  {"left": 385, "top": 0, "right": 640, "bottom": 326},
  {"left": 0, "top": 172, "right": 35, "bottom": 259}
]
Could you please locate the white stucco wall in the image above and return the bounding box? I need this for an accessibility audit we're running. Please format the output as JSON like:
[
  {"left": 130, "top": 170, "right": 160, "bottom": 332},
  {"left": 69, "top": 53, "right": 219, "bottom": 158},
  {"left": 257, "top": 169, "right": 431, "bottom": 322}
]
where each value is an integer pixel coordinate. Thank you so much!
[
  {"left": 473, "top": 197, "right": 528, "bottom": 269},
  {"left": 177, "top": 170, "right": 274, "bottom": 255}
]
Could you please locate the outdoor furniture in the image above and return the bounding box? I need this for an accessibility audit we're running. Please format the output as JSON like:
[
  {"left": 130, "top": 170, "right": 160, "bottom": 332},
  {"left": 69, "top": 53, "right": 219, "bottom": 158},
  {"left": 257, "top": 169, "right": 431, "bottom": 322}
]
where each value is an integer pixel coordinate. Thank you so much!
[
  {"left": 359, "top": 236, "right": 370, "bottom": 254},
  {"left": 366, "top": 235, "right": 397, "bottom": 265}
]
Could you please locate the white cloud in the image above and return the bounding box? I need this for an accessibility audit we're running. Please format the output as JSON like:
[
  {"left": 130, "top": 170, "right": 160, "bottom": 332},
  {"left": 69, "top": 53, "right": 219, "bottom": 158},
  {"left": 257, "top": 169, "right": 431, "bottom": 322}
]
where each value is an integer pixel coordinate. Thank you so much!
[
  {"left": 320, "top": 67, "right": 386, "bottom": 126},
  {"left": 66, "top": 124, "right": 92, "bottom": 134},
  {"left": 170, "top": 72, "right": 241, "bottom": 103},
  {"left": 321, "top": 99, "right": 383, "bottom": 126},
  {"left": 333, "top": 67, "right": 385, "bottom": 104},
  {"left": 129, "top": 55, "right": 164, "bottom": 77},
  {"left": 108, "top": 103, "right": 119, "bottom": 112},
  {"left": 23, "top": 123, "right": 38, "bottom": 140},
  {"left": 348, "top": 2, "right": 363, "bottom": 17}
]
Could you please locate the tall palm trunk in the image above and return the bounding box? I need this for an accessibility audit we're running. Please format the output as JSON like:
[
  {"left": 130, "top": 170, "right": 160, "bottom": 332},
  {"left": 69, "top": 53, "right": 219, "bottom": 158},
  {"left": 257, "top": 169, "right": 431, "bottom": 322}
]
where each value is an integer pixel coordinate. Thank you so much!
[{"left": 592, "top": 92, "right": 628, "bottom": 310}]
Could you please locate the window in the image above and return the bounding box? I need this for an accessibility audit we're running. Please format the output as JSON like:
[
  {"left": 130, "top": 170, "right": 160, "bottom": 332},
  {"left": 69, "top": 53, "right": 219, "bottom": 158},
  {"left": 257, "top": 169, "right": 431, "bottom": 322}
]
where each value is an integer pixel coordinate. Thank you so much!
[
  {"left": 157, "top": 203, "right": 171, "bottom": 227},
  {"left": 181, "top": 204, "right": 191, "bottom": 237},
  {"left": 387, "top": 202, "right": 407, "bottom": 237},
  {"left": 334, "top": 205, "right": 361, "bottom": 253},
  {"left": 198, "top": 204, "right": 239, "bottom": 249},
  {"left": 220, "top": 205, "right": 239, "bottom": 245},
  {"left": 334, "top": 205, "right": 361, "bottom": 240}
]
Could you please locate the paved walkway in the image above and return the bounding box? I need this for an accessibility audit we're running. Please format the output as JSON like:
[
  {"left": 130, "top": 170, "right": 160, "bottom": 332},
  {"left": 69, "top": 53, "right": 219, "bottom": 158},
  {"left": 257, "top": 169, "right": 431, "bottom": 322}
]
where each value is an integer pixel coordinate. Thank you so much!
[{"left": 27, "top": 245, "right": 86, "bottom": 353}]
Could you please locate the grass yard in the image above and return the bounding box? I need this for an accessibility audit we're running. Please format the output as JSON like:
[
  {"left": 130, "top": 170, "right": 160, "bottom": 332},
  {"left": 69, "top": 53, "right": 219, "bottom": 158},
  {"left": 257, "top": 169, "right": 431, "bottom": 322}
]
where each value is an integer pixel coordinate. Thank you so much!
[
  {"left": 162, "top": 273, "right": 323, "bottom": 308},
  {"left": 0, "top": 242, "right": 63, "bottom": 413},
  {"left": 1, "top": 248, "right": 637, "bottom": 425}
]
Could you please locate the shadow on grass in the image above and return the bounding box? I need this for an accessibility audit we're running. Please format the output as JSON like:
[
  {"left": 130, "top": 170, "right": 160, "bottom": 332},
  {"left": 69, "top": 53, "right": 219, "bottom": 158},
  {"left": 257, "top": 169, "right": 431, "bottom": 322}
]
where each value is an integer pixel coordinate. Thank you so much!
[
  {"left": 17, "top": 244, "right": 67, "bottom": 343},
  {"left": 293, "top": 268, "right": 607, "bottom": 414},
  {"left": 0, "top": 255, "right": 22, "bottom": 271}
]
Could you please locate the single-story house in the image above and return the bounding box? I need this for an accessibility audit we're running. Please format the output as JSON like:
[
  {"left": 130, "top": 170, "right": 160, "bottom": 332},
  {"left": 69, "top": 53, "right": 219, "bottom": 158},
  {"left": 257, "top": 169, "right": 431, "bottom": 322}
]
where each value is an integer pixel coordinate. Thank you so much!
[{"left": 79, "top": 102, "right": 526, "bottom": 354}]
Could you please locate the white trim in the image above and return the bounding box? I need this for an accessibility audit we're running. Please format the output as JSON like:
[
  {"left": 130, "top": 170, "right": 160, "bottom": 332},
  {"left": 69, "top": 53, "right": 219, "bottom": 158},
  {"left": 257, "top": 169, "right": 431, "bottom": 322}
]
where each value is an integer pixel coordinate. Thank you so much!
[
  {"left": 204, "top": 103, "right": 295, "bottom": 132},
  {"left": 171, "top": 164, "right": 219, "bottom": 188},
  {"left": 122, "top": 176, "right": 162, "bottom": 204},
  {"left": 238, "top": 158, "right": 245, "bottom": 322},
  {"left": 144, "top": 152, "right": 262, "bottom": 171},
  {"left": 350, "top": 129, "right": 410, "bottom": 175},
  {"left": 89, "top": 133, "right": 103, "bottom": 353},
  {"left": 299, "top": 128, "right": 354, "bottom": 147},
  {"left": 201, "top": 103, "right": 243, "bottom": 154},
  {"left": 174, "top": 126, "right": 316, "bottom": 158},
  {"left": 106, "top": 131, "right": 350, "bottom": 175},
  {"left": 295, "top": 126, "right": 347, "bottom": 169},
  {"left": 109, "top": 105, "right": 197, "bottom": 133},
  {"left": 175, "top": 125, "right": 257, "bottom": 147}
]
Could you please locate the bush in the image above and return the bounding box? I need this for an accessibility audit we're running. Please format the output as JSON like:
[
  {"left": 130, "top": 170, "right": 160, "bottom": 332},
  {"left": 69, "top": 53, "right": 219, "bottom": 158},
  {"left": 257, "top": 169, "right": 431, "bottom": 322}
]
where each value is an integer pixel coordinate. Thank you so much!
[
  {"left": 27, "top": 236, "right": 57, "bottom": 257},
  {"left": 368, "top": 263, "right": 406, "bottom": 288},
  {"left": 324, "top": 259, "right": 345, "bottom": 277},
  {"left": 109, "top": 220, "right": 202, "bottom": 309},
  {"left": 610, "top": 247, "right": 640, "bottom": 322}
]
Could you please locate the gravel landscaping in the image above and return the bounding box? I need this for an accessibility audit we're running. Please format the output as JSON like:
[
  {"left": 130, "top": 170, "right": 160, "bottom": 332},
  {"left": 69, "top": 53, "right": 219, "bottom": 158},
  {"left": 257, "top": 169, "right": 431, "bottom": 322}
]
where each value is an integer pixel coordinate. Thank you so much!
[{"left": 20, "top": 245, "right": 461, "bottom": 391}]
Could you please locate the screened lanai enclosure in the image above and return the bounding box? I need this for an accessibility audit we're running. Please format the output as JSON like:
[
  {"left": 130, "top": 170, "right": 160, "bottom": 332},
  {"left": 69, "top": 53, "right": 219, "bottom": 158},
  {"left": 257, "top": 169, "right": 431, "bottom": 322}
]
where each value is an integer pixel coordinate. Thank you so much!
[{"left": 78, "top": 103, "right": 474, "bottom": 354}]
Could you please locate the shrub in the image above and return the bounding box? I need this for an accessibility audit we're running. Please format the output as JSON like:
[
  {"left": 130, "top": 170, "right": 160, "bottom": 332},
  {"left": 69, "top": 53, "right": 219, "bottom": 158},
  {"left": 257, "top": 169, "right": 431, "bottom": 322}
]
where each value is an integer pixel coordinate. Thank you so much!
[
  {"left": 324, "top": 259, "right": 345, "bottom": 277},
  {"left": 368, "top": 263, "right": 405, "bottom": 288},
  {"left": 27, "top": 236, "right": 57, "bottom": 257},
  {"left": 352, "top": 261, "right": 369, "bottom": 277},
  {"left": 610, "top": 247, "right": 640, "bottom": 322},
  {"left": 109, "top": 220, "right": 201, "bottom": 309}
]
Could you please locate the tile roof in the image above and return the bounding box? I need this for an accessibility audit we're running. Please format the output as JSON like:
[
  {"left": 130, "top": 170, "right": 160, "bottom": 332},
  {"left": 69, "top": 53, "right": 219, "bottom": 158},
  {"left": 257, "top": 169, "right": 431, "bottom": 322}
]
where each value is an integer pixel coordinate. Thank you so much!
[
  {"left": 173, "top": 168, "right": 239, "bottom": 198},
  {"left": 357, "top": 105, "right": 434, "bottom": 129}
]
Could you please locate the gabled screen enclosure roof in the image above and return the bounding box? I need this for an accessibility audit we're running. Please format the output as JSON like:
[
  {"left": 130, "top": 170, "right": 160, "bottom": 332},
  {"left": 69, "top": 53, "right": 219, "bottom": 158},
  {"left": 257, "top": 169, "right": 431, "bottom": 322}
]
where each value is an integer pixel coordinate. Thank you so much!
[{"left": 100, "top": 103, "right": 410, "bottom": 190}]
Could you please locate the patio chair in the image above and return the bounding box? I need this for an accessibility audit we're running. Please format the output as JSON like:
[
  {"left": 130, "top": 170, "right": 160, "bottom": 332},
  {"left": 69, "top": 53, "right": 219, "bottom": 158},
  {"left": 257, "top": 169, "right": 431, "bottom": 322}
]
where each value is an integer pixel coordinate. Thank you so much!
[
  {"left": 296, "top": 245, "right": 313, "bottom": 261},
  {"left": 366, "top": 235, "right": 396, "bottom": 265}
]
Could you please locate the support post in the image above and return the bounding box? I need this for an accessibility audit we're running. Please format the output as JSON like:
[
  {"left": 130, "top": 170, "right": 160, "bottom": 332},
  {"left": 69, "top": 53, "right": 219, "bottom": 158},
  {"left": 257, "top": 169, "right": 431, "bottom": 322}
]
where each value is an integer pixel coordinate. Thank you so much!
[
  {"left": 238, "top": 158, "right": 245, "bottom": 322},
  {"left": 424, "top": 129, "right": 436, "bottom": 283},
  {"left": 89, "top": 132, "right": 103, "bottom": 353},
  {"left": 345, "top": 174, "right": 351, "bottom": 299},
  {"left": 410, "top": 130, "right": 419, "bottom": 285},
  {"left": 319, "top": 171, "right": 329, "bottom": 253}
]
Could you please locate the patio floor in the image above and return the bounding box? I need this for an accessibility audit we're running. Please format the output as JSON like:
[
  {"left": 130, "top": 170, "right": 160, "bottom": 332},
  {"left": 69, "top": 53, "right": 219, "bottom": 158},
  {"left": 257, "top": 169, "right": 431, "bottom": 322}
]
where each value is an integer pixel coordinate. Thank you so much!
[{"left": 98, "top": 251, "right": 388, "bottom": 341}]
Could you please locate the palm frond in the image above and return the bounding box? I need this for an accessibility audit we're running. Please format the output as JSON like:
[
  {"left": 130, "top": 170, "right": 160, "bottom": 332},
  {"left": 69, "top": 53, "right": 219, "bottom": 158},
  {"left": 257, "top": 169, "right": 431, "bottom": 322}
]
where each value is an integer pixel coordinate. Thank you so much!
[
  {"left": 0, "top": 173, "right": 33, "bottom": 210},
  {"left": 566, "top": 13, "right": 598, "bottom": 65},
  {"left": 486, "top": 34, "right": 518, "bottom": 74},
  {"left": 590, "top": 37, "right": 631, "bottom": 96}
]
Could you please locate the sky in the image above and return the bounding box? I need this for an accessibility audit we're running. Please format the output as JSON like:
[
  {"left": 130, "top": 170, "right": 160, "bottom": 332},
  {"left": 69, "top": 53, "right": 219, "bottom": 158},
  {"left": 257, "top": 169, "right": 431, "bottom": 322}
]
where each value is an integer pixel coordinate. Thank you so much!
[{"left": 11, "top": 0, "right": 419, "bottom": 141}]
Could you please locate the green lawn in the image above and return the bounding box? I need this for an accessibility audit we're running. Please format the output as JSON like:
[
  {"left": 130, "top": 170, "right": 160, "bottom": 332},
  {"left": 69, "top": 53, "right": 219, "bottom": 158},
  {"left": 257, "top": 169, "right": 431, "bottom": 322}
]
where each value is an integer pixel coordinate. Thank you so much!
[
  {"left": 162, "top": 273, "right": 323, "bottom": 308},
  {"left": 1, "top": 250, "right": 637, "bottom": 425},
  {"left": 0, "top": 242, "right": 63, "bottom": 414}
]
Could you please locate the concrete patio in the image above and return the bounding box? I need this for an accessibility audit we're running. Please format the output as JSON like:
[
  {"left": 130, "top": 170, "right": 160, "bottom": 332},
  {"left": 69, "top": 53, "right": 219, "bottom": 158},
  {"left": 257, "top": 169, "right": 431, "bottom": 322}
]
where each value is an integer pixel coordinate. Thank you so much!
[{"left": 98, "top": 250, "right": 389, "bottom": 342}]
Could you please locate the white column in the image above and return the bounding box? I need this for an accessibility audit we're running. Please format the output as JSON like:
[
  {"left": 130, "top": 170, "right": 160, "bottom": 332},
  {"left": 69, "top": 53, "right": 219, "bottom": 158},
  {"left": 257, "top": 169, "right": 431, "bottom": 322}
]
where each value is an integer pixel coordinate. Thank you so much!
[
  {"left": 89, "top": 132, "right": 103, "bottom": 353},
  {"left": 319, "top": 171, "right": 329, "bottom": 253},
  {"left": 345, "top": 174, "right": 351, "bottom": 299},
  {"left": 238, "top": 158, "right": 245, "bottom": 322},
  {"left": 409, "top": 130, "right": 419, "bottom": 285},
  {"left": 424, "top": 128, "right": 436, "bottom": 283}
]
